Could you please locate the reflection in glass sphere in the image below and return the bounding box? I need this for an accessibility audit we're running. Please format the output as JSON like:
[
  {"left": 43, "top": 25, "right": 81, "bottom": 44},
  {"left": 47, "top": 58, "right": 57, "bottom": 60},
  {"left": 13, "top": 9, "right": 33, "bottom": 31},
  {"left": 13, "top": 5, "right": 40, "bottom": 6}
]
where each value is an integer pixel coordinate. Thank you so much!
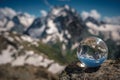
[{"left": 77, "top": 37, "right": 108, "bottom": 67}]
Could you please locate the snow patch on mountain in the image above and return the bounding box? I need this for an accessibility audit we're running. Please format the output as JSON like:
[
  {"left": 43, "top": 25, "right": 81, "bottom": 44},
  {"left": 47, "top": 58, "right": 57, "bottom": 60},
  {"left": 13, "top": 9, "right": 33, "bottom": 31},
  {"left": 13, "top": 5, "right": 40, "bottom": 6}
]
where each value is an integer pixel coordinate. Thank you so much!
[
  {"left": 48, "top": 63, "right": 65, "bottom": 74},
  {"left": 46, "top": 19, "right": 58, "bottom": 34},
  {"left": 0, "top": 45, "right": 65, "bottom": 74},
  {"left": 15, "top": 36, "right": 21, "bottom": 42},
  {"left": 65, "top": 30, "right": 71, "bottom": 39},
  {"left": 0, "top": 17, "right": 7, "bottom": 27},
  {"left": 11, "top": 55, "right": 27, "bottom": 66},
  {"left": 17, "top": 13, "right": 35, "bottom": 27},
  {"left": 6, "top": 21, "right": 15, "bottom": 30},
  {"left": 0, "top": 45, "right": 16, "bottom": 64}
]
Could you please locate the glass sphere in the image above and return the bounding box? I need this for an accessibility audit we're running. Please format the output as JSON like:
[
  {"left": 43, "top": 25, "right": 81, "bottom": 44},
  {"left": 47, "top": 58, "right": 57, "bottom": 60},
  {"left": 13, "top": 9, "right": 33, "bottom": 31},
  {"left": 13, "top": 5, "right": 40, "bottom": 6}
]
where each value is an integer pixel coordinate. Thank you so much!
[{"left": 77, "top": 37, "right": 108, "bottom": 67}]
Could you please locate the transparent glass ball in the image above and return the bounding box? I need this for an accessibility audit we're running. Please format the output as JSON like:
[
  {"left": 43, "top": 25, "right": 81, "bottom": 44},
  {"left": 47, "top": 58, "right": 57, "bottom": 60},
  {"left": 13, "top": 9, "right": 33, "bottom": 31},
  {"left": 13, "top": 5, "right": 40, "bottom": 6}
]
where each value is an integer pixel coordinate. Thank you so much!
[{"left": 77, "top": 37, "right": 108, "bottom": 67}]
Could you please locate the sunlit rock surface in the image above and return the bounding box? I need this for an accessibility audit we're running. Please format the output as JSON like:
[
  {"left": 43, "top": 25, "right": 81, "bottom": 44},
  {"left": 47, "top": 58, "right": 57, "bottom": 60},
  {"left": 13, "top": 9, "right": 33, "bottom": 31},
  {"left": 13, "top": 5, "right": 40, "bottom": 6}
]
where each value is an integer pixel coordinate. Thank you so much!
[{"left": 59, "top": 60, "right": 120, "bottom": 80}]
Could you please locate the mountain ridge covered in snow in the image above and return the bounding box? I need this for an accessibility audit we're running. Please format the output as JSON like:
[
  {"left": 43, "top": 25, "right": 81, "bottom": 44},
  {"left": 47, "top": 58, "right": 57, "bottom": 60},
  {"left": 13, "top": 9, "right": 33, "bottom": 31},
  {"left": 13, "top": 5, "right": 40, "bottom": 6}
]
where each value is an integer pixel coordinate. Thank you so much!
[{"left": 0, "top": 5, "right": 120, "bottom": 59}]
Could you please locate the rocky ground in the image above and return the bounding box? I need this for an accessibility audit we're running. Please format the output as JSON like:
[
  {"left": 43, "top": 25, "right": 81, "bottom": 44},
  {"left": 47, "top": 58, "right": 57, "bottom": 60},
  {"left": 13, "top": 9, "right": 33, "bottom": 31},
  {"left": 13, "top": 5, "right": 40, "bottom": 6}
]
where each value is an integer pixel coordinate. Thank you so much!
[
  {"left": 59, "top": 60, "right": 120, "bottom": 80},
  {"left": 0, "top": 60, "right": 119, "bottom": 80},
  {"left": 0, "top": 64, "right": 58, "bottom": 80}
]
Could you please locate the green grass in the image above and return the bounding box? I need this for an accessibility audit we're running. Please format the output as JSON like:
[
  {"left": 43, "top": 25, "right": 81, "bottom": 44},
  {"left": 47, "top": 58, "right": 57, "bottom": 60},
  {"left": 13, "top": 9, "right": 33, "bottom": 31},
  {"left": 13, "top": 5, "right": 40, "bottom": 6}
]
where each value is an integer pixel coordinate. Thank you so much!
[
  {"left": 1, "top": 32, "right": 78, "bottom": 65},
  {"left": 30, "top": 41, "right": 77, "bottom": 65}
]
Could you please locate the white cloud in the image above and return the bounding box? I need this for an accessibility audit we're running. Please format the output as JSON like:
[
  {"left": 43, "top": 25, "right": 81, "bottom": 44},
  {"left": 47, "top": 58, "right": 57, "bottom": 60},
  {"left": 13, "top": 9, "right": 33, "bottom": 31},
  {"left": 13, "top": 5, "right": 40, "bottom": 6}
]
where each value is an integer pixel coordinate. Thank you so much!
[
  {"left": 0, "top": 7, "right": 16, "bottom": 18},
  {"left": 64, "top": 5, "right": 69, "bottom": 10},
  {"left": 81, "top": 11, "right": 89, "bottom": 20},
  {"left": 81, "top": 10, "right": 101, "bottom": 20},
  {"left": 86, "top": 22, "right": 120, "bottom": 42},
  {"left": 90, "top": 10, "right": 101, "bottom": 19},
  {"left": 40, "top": 10, "right": 47, "bottom": 17},
  {"left": 24, "top": 12, "right": 34, "bottom": 18},
  {"left": 104, "top": 16, "right": 120, "bottom": 25}
]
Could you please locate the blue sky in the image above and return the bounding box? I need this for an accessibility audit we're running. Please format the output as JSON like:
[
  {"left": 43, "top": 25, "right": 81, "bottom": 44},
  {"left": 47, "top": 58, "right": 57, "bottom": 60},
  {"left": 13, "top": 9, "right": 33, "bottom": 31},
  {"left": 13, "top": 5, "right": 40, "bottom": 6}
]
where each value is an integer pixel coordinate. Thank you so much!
[{"left": 0, "top": 0, "right": 120, "bottom": 18}]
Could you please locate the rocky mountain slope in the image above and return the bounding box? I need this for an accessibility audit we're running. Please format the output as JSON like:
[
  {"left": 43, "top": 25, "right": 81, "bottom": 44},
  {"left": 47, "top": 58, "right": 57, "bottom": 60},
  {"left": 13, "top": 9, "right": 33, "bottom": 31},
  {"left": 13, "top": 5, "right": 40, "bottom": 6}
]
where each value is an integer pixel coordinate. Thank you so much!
[
  {"left": 0, "top": 31, "right": 66, "bottom": 80},
  {"left": 1, "top": 6, "right": 120, "bottom": 56},
  {"left": 24, "top": 5, "right": 86, "bottom": 52}
]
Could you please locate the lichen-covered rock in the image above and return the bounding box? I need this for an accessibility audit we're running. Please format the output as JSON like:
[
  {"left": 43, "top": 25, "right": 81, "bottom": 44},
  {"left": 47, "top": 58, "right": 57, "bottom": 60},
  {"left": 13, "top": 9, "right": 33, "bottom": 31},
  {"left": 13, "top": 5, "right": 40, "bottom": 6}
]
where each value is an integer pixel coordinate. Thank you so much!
[{"left": 59, "top": 60, "right": 120, "bottom": 80}]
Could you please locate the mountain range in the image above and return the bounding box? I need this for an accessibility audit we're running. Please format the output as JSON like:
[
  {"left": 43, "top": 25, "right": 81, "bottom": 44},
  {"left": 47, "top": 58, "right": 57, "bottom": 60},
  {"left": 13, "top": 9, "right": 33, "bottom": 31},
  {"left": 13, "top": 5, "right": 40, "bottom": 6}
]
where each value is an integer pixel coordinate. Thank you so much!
[
  {"left": 0, "top": 5, "right": 120, "bottom": 58},
  {"left": 0, "top": 5, "right": 120, "bottom": 80}
]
